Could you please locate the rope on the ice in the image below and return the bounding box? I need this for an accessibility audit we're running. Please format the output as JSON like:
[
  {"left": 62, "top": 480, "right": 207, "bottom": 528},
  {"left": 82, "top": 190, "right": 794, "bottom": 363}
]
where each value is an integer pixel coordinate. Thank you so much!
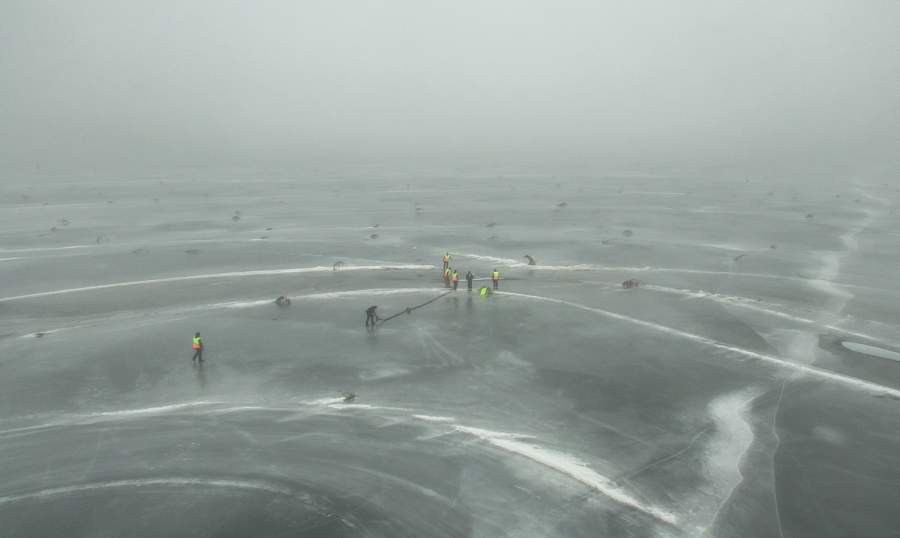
[{"left": 377, "top": 291, "right": 453, "bottom": 325}]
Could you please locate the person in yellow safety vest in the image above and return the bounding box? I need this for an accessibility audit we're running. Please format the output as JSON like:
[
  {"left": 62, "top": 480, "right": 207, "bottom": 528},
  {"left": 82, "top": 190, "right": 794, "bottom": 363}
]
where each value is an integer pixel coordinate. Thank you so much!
[
  {"left": 191, "top": 332, "right": 204, "bottom": 362},
  {"left": 443, "top": 266, "right": 452, "bottom": 288},
  {"left": 442, "top": 252, "right": 451, "bottom": 271},
  {"left": 491, "top": 269, "right": 501, "bottom": 290},
  {"left": 451, "top": 270, "right": 460, "bottom": 291},
  {"left": 479, "top": 286, "right": 491, "bottom": 297}
]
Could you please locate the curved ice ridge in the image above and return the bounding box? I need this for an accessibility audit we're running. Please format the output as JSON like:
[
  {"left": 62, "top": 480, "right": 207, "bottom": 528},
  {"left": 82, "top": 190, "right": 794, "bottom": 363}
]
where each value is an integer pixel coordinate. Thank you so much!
[
  {"left": 460, "top": 253, "right": 883, "bottom": 290},
  {"left": 499, "top": 291, "right": 900, "bottom": 399},
  {"left": 298, "top": 400, "right": 677, "bottom": 524},
  {"left": 0, "top": 478, "right": 293, "bottom": 505},
  {"left": 219, "top": 288, "right": 445, "bottom": 309},
  {"left": 642, "top": 285, "right": 900, "bottom": 347},
  {"left": 454, "top": 425, "right": 678, "bottom": 525},
  {"left": 0, "top": 264, "right": 435, "bottom": 302},
  {"left": 0, "top": 401, "right": 222, "bottom": 437},
  {"left": 1, "top": 396, "right": 678, "bottom": 525}
]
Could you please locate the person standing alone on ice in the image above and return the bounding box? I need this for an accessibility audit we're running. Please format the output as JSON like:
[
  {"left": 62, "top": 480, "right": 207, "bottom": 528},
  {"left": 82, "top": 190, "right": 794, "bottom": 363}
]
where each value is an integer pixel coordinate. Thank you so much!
[
  {"left": 465, "top": 270, "right": 474, "bottom": 291},
  {"left": 491, "top": 269, "right": 501, "bottom": 290},
  {"left": 191, "top": 332, "right": 204, "bottom": 362}
]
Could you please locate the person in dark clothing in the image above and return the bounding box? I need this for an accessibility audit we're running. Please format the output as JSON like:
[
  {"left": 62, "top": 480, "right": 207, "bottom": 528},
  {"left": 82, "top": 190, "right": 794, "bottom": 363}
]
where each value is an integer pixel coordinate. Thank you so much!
[
  {"left": 465, "top": 270, "right": 474, "bottom": 291},
  {"left": 365, "top": 305, "right": 379, "bottom": 329},
  {"left": 191, "top": 332, "right": 204, "bottom": 362}
]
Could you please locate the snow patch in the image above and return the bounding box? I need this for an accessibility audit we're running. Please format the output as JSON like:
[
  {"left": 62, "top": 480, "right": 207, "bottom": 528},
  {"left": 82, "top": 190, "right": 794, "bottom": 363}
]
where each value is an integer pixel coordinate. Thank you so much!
[{"left": 841, "top": 341, "right": 900, "bottom": 362}]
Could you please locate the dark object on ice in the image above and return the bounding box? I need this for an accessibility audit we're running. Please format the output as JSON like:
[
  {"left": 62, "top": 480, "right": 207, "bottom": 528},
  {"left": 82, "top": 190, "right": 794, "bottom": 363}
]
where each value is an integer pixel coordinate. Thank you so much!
[
  {"left": 153, "top": 197, "right": 160, "bottom": 203},
  {"left": 622, "top": 279, "right": 641, "bottom": 289},
  {"left": 770, "top": 244, "right": 777, "bottom": 249},
  {"left": 466, "top": 271, "right": 474, "bottom": 291},
  {"left": 767, "top": 191, "right": 774, "bottom": 196},
  {"left": 342, "top": 392, "right": 357, "bottom": 403},
  {"left": 275, "top": 296, "right": 291, "bottom": 307},
  {"left": 524, "top": 255, "right": 536, "bottom": 265},
  {"left": 231, "top": 215, "right": 240, "bottom": 222},
  {"left": 234, "top": 210, "right": 242, "bottom": 216},
  {"left": 601, "top": 239, "right": 614, "bottom": 245},
  {"left": 854, "top": 198, "right": 861, "bottom": 203},
  {"left": 333, "top": 261, "right": 345, "bottom": 271},
  {"left": 132, "top": 248, "right": 148, "bottom": 256},
  {"left": 805, "top": 213, "right": 814, "bottom": 219},
  {"left": 184, "top": 249, "right": 201, "bottom": 255},
  {"left": 369, "top": 233, "right": 378, "bottom": 239},
  {"left": 59, "top": 218, "right": 70, "bottom": 226},
  {"left": 96, "top": 234, "right": 108, "bottom": 244},
  {"left": 622, "top": 229, "right": 633, "bottom": 237},
  {"left": 106, "top": 200, "right": 114, "bottom": 204},
  {"left": 733, "top": 254, "right": 746, "bottom": 261},
  {"left": 265, "top": 227, "right": 273, "bottom": 231},
  {"left": 486, "top": 222, "right": 497, "bottom": 228},
  {"left": 34, "top": 332, "right": 46, "bottom": 338},
  {"left": 50, "top": 226, "right": 58, "bottom": 232},
  {"left": 259, "top": 235, "right": 268, "bottom": 239},
  {"left": 555, "top": 201, "right": 568, "bottom": 208},
  {"left": 486, "top": 235, "right": 499, "bottom": 241}
]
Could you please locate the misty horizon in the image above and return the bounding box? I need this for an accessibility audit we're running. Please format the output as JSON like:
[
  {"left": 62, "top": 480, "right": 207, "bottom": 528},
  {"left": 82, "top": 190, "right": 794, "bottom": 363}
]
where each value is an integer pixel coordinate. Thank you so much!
[{"left": 2, "top": 0, "right": 898, "bottom": 180}]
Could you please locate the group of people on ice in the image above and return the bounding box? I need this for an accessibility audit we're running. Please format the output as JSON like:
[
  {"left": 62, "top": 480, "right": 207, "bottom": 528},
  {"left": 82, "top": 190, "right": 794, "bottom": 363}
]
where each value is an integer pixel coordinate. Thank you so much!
[{"left": 441, "top": 252, "right": 501, "bottom": 293}]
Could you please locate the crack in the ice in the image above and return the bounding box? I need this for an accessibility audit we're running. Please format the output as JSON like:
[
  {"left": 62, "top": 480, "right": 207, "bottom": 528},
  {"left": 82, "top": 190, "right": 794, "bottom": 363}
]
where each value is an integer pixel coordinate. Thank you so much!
[
  {"left": 617, "top": 425, "right": 713, "bottom": 481},
  {"left": 772, "top": 381, "right": 786, "bottom": 538}
]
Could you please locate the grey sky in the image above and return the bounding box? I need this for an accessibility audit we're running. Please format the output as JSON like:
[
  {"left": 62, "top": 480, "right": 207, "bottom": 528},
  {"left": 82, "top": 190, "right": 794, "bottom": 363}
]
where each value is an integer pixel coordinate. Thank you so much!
[{"left": 2, "top": 0, "right": 898, "bottom": 176}]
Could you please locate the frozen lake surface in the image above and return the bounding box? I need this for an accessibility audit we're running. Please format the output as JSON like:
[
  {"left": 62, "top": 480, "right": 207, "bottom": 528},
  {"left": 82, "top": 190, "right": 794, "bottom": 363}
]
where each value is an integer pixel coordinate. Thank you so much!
[{"left": 2, "top": 174, "right": 899, "bottom": 537}]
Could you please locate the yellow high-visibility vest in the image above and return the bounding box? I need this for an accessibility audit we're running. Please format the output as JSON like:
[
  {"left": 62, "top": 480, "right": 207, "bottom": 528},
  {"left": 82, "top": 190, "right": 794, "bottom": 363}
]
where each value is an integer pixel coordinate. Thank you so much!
[
  {"left": 192, "top": 336, "right": 202, "bottom": 349},
  {"left": 491, "top": 271, "right": 500, "bottom": 280}
]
